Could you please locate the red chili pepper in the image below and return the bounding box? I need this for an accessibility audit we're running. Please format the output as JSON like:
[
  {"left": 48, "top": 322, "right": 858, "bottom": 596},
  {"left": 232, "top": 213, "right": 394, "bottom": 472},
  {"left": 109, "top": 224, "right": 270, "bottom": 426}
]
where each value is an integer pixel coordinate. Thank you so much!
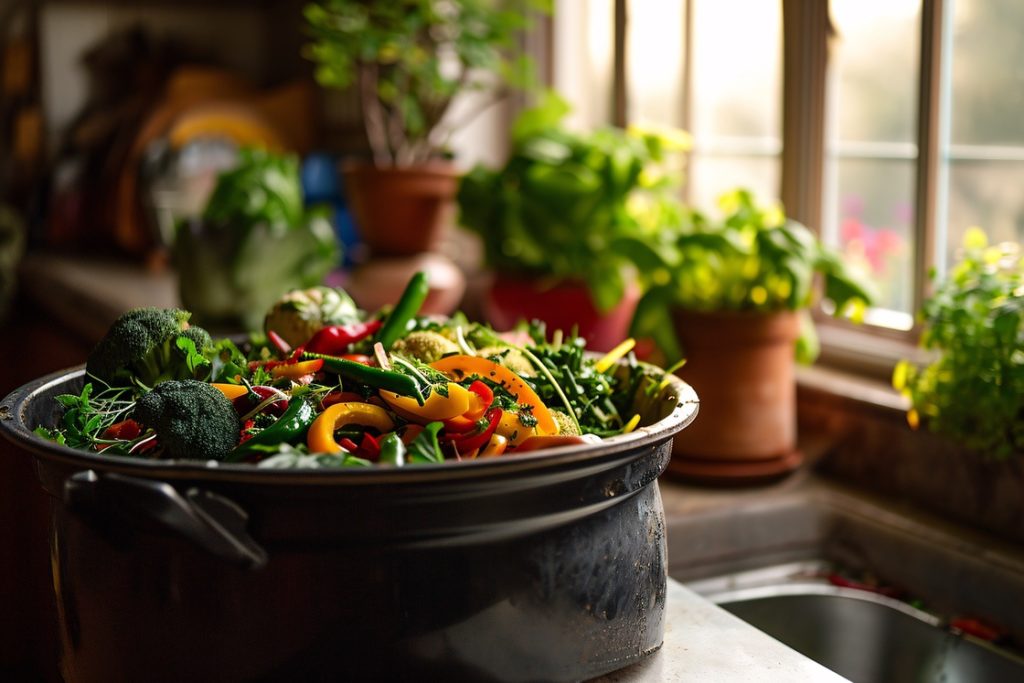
[
  {"left": 305, "top": 321, "right": 383, "bottom": 355},
  {"left": 337, "top": 433, "right": 381, "bottom": 461},
  {"left": 267, "top": 330, "right": 292, "bottom": 357},
  {"left": 238, "top": 419, "right": 257, "bottom": 444},
  {"left": 443, "top": 407, "right": 502, "bottom": 454}
]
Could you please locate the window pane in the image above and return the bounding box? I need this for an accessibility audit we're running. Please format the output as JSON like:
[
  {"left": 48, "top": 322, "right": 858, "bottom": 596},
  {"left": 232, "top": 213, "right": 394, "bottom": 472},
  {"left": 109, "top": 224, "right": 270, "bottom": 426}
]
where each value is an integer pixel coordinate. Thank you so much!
[
  {"left": 830, "top": 0, "right": 921, "bottom": 143},
  {"left": 826, "top": 0, "right": 920, "bottom": 325},
  {"left": 553, "top": 0, "right": 615, "bottom": 128},
  {"left": 949, "top": 0, "right": 1024, "bottom": 146},
  {"left": 832, "top": 159, "right": 916, "bottom": 317},
  {"left": 945, "top": 161, "right": 1024, "bottom": 263},
  {"left": 689, "top": 157, "right": 779, "bottom": 215},
  {"left": 626, "top": 0, "right": 686, "bottom": 128},
  {"left": 691, "top": 0, "right": 781, "bottom": 139}
]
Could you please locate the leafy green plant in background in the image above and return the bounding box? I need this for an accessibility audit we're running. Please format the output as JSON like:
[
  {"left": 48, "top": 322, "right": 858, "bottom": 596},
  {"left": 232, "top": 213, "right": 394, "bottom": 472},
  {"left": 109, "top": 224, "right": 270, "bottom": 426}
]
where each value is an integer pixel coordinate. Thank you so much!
[
  {"left": 458, "top": 92, "right": 691, "bottom": 313},
  {"left": 627, "top": 189, "right": 874, "bottom": 363},
  {"left": 174, "top": 147, "right": 339, "bottom": 331},
  {"left": 894, "top": 228, "right": 1024, "bottom": 460},
  {"left": 305, "top": 0, "right": 549, "bottom": 166}
]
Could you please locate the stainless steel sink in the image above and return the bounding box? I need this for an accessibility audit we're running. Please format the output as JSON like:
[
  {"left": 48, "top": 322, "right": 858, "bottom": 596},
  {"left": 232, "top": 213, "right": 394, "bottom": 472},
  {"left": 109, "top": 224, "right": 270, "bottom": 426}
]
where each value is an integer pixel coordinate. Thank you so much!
[
  {"left": 662, "top": 477, "right": 1024, "bottom": 682},
  {"left": 701, "top": 574, "right": 1024, "bottom": 683}
]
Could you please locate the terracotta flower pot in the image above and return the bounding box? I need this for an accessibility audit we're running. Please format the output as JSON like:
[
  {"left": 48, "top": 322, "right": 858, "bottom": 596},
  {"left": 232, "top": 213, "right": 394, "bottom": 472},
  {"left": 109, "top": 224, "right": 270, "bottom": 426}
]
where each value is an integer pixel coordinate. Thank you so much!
[
  {"left": 342, "top": 161, "right": 459, "bottom": 257},
  {"left": 483, "top": 274, "right": 641, "bottom": 352},
  {"left": 667, "top": 309, "right": 803, "bottom": 483}
]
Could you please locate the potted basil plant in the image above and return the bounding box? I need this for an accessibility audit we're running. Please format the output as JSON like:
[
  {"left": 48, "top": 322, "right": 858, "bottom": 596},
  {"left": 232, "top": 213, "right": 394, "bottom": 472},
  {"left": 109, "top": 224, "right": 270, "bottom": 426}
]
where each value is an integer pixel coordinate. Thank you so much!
[
  {"left": 629, "top": 189, "right": 874, "bottom": 482},
  {"left": 457, "top": 92, "right": 691, "bottom": 351},
  {"left": 305, "top": 0, "right": 548, "bottom": 257}
]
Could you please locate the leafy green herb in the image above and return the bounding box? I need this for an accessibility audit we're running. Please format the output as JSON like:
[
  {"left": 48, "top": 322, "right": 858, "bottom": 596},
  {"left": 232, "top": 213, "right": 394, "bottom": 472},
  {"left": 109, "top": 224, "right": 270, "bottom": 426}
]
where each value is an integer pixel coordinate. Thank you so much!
[
  {"left": 407, "top": 421, "right": 445, "bottom": 464},
  {"left": 894, "top": 228, "right": 1024, "bottom": 459},
  {"left": 630, "top": 188, "right": 875, "bottom": 363},
  {"left": 459, "top": 92, "right": 690, "bottom": 312}
]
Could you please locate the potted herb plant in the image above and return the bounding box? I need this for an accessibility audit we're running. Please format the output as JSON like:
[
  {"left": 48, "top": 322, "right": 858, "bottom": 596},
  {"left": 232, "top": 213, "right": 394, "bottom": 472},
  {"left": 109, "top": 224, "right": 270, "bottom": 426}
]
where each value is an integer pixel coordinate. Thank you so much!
[
  {"left": 304, "top": 0, "right": 547, "bottom": 256},
  {"left": 631, "top": 189, "right": 873, "bottom": 482},
  {"left": 457, "top": 92, "right": 691, "bottom": 351},
  {"left": 894, "top": 228, "right": 1024, "bottom": 458}
]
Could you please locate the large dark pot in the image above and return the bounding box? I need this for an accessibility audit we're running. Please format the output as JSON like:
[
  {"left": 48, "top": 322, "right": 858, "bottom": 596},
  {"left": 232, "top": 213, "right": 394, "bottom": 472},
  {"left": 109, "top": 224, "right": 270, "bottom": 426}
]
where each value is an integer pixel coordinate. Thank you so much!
[{"left": 1, "top": 367, "right": 697, "bottom": 682}]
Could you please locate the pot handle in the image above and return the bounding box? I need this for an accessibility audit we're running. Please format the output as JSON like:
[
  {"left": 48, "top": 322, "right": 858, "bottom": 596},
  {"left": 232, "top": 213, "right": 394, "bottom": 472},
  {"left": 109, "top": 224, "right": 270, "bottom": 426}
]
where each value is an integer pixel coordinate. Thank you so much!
[{"left": 64, "top": 470, "right": 268, "bottom": 570}]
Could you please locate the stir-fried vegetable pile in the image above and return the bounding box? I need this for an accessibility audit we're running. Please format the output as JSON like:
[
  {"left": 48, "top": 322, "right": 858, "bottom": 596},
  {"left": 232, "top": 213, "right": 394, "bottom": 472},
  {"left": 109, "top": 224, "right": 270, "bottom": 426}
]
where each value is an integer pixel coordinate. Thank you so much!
[{"left": 36, "top": 273, "right": 667, "bottom": 468}]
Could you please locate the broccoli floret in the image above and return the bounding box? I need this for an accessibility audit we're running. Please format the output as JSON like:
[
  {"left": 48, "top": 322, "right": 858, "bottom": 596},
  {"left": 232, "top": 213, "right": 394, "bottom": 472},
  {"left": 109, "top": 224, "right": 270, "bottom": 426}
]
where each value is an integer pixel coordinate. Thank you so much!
[
  {"left": 477, "top": 346, "right": 535, "bottom": 377},
  {"left": 550, "top": 410, "right": 580, "bottom": 436},
  {"left": 86, "top": 308, "right": 211, "bottom": 388},
  {"left": 391, "top": 331, "right": 459, "bottom": 363},
  {"left": 133, "top": 380, "right": 239, "bottom": 461}
]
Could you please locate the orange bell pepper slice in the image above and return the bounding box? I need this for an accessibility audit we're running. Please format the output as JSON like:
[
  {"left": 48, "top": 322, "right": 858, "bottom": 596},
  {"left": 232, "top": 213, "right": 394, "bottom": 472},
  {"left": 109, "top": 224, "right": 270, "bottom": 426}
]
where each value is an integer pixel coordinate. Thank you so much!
[
  {"left": 379, "top": 382, "right": 470, "bottom": 422},
  {"left": 430, "top": 355, "right": 558, "bottom": 435},
  {"left": 271, "top": 358, "right": 324, "bottom": 380},
  {"left": 211, "top": 383, "right": 248, "bottom": 401},
  {"left": 307, "top": 402, "right": 395, "bottom": 454}
]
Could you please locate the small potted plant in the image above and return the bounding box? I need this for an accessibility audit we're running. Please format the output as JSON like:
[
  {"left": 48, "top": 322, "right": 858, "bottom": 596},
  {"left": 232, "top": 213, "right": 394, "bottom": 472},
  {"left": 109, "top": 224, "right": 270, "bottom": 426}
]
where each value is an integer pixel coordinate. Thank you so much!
[
  {"left": 174, "top": 147, "right": 340, "bottom": 331},
  {"left": 304, "top": 0, "right": 546, "bottom": 256},
  {"left": 457, "top": 92, "right": 691, "bottom": 351},
  {"left": 632, "top": 189, "right": 873, "bottom": 482},
  {"left": 894, "top": 228, "right": 1024, "bottom": 459}
]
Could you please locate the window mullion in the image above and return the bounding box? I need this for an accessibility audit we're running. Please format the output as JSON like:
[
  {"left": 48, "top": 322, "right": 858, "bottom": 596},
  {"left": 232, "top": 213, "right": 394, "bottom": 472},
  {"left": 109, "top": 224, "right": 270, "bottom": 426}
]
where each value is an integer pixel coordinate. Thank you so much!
[
  {"left": 913, "top": 0, "right": 947, "bottom": 314},
  {"left": 780, "top": 0, "right": 829, "bottom": 230}
]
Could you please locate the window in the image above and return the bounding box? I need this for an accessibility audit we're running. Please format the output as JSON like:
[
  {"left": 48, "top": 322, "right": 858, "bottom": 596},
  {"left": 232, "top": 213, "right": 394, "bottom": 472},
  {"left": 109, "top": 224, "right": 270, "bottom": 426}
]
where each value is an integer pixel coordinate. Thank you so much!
[{"left": 551, "top": 0, "right": 1024, "bottom": 373}]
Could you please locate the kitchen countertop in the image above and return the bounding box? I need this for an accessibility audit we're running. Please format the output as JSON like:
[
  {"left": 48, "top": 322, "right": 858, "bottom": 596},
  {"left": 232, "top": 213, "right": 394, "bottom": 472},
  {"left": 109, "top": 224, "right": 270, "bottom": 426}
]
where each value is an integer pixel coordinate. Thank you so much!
[
  {"left": 605, "top": 578, "right": 848, "bottom": 682},
  {"left": 19, "top": 251, "right": 852, "bottom": 682}
]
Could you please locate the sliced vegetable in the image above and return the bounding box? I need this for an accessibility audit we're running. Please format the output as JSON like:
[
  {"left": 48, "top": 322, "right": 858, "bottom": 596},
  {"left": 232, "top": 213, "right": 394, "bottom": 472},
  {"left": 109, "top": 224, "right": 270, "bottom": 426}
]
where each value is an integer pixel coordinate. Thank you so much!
[
  {"left": 271, "top": 358, "right": 324, "bottom": 380},
  {"left": 212, "top": 383, "right": 249, "bottom": 401},
  {"left": 307, "top": 402, "right": 395, "bottom": 454},
  {"left": 380, "top": 382, "right": 470, "bottom": 421},
  {"left": 229, "top": 399, "right": 316, "bottom": 461},
  {"left": 232, "top": 385, "right": 289, "bottom": 417},
  {"left": 430, "top": 355, "right": 558, "bottom": 435},
  {"left": 495, "top": 410, "right": 538, "bottom": 446},
  {"left": 407, "top": 421, "right": 445, "bottom": 463},
  {"left": 378, "top": 432, "right": 406, "bottom": 466},
  {"left": 376, "top": 271, "right": 429, "bottom": 349},
  {"left": 480, "top": 433, "right": 508, "bottom": 457},
  {"left": 306, "top": 352, "right": 422, "bottom": 400},
  {"left": 443, "top": 407, "right": 502, "bottom": 455},
  {"left": 595, "top": 338, "right": 636, "bottom": 373},
  {"left": 305, "top": 320, "right": 382, "bottom": 355}
]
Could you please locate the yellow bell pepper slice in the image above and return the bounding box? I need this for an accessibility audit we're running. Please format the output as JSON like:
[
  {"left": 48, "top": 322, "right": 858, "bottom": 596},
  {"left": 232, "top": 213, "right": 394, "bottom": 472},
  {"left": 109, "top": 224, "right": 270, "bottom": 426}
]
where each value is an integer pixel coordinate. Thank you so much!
[
  {"left": 211, "top": 383, "right": 248, "bottom": 401},
  {"left": 480, "top": 434, "right": 508, "bottom": 457},
  {"left": 594, "top": 338, "right": 636, "bottom": 373},
  {"left": 430, "top": 355, "right": 558, "bottom": 435},
  {"left": 379, "top": 382, "right": 470, "bottom": 422},
  {"left": 308, "top": 402, "right": 395, "bottom": 454},
  {"left": 495, "top": 410, "right": 538, "bottom": 446},
  {"left": 272, "top": 359, "right": 324, "bottom": 380}
]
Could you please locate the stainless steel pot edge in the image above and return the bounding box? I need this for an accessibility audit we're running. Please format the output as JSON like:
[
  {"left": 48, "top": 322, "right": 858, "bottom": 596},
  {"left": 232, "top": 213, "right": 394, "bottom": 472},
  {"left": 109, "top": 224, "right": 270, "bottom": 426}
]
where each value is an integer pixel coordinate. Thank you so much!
[{"left": 1, "top": 364, "right": 698, "bottom": 485}]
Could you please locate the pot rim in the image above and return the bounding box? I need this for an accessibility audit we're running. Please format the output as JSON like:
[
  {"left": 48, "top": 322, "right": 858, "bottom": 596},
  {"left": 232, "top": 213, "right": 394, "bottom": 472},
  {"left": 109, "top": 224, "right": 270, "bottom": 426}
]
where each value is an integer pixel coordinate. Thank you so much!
[{"left": 1, "top": 365, "right": 698, "bottom": 486}]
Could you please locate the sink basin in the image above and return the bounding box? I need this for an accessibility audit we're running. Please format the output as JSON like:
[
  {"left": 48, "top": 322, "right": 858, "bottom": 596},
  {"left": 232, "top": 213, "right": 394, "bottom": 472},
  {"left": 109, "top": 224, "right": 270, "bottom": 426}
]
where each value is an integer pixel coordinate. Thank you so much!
[
  {"left": 662, "top": 477, "right": 1024, "bottom": 681},
  {"left": 704, "top": 576, "right": 1024, "bottom": 683}
]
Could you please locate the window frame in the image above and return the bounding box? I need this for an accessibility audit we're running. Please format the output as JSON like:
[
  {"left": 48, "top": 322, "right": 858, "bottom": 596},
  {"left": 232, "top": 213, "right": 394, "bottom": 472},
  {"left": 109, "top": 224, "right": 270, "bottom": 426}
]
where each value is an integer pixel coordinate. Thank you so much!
[{"left": 546, "top": 0, "right": 983, "bottom": 379}]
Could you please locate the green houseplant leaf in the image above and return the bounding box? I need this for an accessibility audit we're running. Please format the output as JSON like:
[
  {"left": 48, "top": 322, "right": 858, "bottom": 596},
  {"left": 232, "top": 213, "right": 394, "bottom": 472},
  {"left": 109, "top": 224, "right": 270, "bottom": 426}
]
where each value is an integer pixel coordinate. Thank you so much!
[
  {"left": 457, "top": 92, "right": 690, "bottom": 314},
  {"left": 895, "top": 228, "right": 1024, "bottom": 459}
]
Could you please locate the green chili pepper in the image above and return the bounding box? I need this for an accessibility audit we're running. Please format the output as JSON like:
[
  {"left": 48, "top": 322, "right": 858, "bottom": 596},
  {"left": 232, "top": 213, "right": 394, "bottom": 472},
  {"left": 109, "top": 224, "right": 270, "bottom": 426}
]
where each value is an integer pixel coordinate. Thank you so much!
[
  {"left": 378, "top": 432, "right": 406, "bottom": 466},
  {"left": 228, "top": 399, "right": 315, "bottom": 461},
  {"left": 376, "top": 271, "right": 429, "bottom": 350},
  {"left": 303, "top": 352, "right": 424, "bottom": 403}
]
